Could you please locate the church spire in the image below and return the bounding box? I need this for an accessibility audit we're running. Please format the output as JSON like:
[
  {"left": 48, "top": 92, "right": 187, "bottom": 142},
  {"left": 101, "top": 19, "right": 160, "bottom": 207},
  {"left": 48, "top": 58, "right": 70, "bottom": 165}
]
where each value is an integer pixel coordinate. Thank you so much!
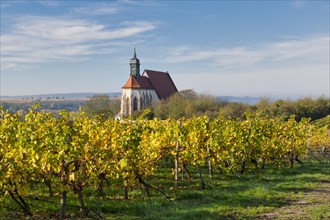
[
  {"left": 130, "top": 45, "right": 140, "bottom": 80},
  {"left": 133, "top": 43, "right": 137, "bottom": 58}
]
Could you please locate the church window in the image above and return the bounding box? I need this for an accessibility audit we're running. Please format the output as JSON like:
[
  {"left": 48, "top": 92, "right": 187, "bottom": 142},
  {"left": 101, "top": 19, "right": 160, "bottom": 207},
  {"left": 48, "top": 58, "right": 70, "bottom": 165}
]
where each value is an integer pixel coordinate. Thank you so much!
[
  {"left": 125, "top": 97, "right": 130, "bottom": 115},
  {"left": 146, "top": 93, "right": 150, "bottom": 106},
  {"left": 143, "top": 92, "right": 146, "bottom": 107},
  {"left": 133, "top": 97, "right": 138, "bottom": 112}
]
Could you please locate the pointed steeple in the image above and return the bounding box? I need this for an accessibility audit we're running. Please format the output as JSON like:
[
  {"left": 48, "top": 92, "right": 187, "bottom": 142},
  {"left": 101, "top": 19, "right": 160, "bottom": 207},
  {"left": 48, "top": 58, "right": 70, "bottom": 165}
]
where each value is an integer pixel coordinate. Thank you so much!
[
  {"left": 130, "top": 45, "right": 140, "bottom": 80},
  {"left": 133, "top": 44, "right": 137, "bottom": 58}
]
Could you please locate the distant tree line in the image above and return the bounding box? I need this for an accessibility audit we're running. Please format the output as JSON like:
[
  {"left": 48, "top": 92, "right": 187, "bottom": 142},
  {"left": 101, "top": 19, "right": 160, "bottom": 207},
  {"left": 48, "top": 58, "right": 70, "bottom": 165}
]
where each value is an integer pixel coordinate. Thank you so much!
[
  {"left": 151, "top": 90, "right": 330, "bottom": 121},
  {"left": 1, "top": 90, "right": 329, "bottom": 122},
  {"left": 254, "top": 96, "right": 330, "bottom": 121},
  {"left": 0, "top": 100, "right": 86, "bottom": 114},
  {"left": 82, "top": 90, "right": 329, "bottom": 121}
]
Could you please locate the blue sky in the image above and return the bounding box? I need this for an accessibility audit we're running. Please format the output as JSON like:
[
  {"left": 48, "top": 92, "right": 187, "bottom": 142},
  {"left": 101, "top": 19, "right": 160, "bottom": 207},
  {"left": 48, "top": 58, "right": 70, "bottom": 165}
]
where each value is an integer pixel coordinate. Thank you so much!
[{"left": 1, "top": 0, "right": 329, "bottom": 99}]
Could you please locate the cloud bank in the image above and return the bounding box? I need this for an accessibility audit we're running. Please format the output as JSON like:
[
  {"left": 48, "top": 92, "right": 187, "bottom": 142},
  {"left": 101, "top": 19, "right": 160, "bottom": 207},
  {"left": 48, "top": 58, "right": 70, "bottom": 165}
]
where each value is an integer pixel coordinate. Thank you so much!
[
  {"left": 163, "top": 35, "right": 329, "bottom": 69},
  {"left": 1, "top": 15, "right": 157, "bottom": 70}
]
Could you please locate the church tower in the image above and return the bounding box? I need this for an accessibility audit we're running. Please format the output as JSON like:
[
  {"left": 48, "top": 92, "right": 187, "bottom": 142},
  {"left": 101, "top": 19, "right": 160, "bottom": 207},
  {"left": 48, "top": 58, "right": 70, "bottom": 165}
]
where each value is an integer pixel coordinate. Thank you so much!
[{"left": 130, "top": 47, "right": 140, "bottom": 80}]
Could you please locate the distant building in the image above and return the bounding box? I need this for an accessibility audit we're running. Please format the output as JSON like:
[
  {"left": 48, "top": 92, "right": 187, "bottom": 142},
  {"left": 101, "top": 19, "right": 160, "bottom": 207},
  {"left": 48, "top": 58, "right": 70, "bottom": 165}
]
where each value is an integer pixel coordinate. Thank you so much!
[{"left": 120, "top": 48, "right": 178, "bottom": 117}]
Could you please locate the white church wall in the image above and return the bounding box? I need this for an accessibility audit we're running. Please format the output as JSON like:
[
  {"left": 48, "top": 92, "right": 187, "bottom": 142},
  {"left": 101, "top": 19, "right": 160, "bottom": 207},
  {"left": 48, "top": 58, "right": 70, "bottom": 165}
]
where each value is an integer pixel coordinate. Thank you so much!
[{"left": 120, "top": 88, "right": 160, "bottom": 116}]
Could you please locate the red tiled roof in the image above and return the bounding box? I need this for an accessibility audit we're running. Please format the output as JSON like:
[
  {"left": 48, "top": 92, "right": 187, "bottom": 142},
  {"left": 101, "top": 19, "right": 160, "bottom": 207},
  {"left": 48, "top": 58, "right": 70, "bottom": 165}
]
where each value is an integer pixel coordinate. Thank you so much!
[
  {"left": 122, "top": 75, "right": 154, "bottom": 89},
  {"left": 122, "top": 70, "right": 178, "bottom": 100},
  {"left": 143, "top": 70, "right": 178, "bottom": 99},
  {"left": 138, "top": 76, "right": 154, "bottom": 89},
  {"left": 122, "top": 76, "right": 140, "bottom": 88}
]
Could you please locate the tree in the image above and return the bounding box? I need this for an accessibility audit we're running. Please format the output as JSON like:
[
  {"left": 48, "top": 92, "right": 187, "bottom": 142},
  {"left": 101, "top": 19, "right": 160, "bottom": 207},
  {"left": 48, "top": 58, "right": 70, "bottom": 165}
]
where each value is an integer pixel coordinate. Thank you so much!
[
  {"left": 167, "top": 92, "right": 188, "bottom": 119},
  {"left": 154, "top": 89, "right": 221, "bottom": 119},
  {"left": 83, "top": 95, "right": 120, "bottom": 120},
  {"left": 179, "top": 89, "right": 198, "bottom": 99},
  {"left": 219, "top": 102, "right": 250, "bottom": 119}
]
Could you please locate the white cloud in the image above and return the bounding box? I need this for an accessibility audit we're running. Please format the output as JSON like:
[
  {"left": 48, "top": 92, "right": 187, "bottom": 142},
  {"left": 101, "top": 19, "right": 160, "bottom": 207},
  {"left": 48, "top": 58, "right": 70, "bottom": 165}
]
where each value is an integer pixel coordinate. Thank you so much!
[
  {"left": 0, "top": 3, "right": 10, "bottom": 9},
  {"left": 163, "top": 35, "right": 329, "bottom": 69},
  {"left": 71, "top": 5, "right": 119, "bottom": 15},
  {"left": 265, "top": 36, "right": 328, "bottom": 61},
  {"left": 0, "top": 1, "right": 26, "bottom": 8},
  {"left": 13, "top": 16, "right": 155, "bottom": 41},
  {"left": 166, "top": 34, "right": 329, "bottom": 98},
  {"left": 173, "top": 62, "right": 329, "bottom": 99},
  {"left": 37, "top": 0, "right": 62, "bottom": 7},
  {"left": 1, "top": 16, "right": 157, "bottom": 70},
  {"left": 292, "top": 0, "right": 309, "bottom": 9}
]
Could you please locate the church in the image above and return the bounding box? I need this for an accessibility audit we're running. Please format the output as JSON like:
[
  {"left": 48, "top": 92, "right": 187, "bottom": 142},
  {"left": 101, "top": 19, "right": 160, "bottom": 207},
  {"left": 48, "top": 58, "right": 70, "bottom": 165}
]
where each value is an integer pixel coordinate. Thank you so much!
[{"left": 120, "top": 48, "right": 178, "bottom": 117}]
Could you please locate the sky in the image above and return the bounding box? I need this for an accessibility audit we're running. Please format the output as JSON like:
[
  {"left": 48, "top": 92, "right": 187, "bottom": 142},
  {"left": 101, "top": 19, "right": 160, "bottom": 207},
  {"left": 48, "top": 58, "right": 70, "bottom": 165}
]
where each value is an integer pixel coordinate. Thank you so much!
[{"left": 1, "top": 0, "right": 329, "bottom": 99}]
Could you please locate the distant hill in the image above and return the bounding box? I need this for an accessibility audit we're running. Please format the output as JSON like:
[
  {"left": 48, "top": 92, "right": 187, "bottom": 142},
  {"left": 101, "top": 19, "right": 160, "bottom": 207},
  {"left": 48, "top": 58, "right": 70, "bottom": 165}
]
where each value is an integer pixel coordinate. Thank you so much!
[
  {"left": 217, "top": 96, "right": 260, "bottom": 105},
  {"left": 1, "top": 93, "right": 261, "bottom": 104},
  {"left": 0, "top": 92, "right": 121, "bottom": 101}
]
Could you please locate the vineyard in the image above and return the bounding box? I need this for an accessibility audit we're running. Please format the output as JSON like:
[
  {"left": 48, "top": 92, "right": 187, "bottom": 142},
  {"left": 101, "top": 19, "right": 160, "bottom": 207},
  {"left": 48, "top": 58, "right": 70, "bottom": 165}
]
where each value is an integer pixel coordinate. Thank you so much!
[{"left": 0, "top": 106, "right": 329, "bottom": 219}]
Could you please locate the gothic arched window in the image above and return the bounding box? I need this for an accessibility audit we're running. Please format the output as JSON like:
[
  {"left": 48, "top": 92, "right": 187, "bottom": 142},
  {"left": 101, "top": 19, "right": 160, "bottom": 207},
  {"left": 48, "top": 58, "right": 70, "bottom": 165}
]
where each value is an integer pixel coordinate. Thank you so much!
[
  {"left": 143, "top": 92, "right": 146, "bottom": 107},
  {"left": 125, "top": 97, "right": 130, "bottom": 115},
  {"left": 133, "top": 96, "right": 138, "bottom": 112},
  {"left": 146, "top": 93, "right": 150, "bottom": 106}
]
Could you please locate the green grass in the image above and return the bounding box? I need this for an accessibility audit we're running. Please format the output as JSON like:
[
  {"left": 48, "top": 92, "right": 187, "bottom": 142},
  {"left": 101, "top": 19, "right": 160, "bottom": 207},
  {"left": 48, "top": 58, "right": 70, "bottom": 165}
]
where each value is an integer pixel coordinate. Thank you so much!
[
  {"left": 307, "top": 205, "right": 330, "bottom": 220},
  {"left": 1, "top": 162, "right": 329, "bottom": 219}
]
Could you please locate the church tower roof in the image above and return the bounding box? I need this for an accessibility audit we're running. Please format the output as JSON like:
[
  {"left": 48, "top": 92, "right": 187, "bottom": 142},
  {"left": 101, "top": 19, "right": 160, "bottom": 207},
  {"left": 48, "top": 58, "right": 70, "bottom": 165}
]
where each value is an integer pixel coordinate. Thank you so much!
[
  {"left": 133, "top": 46, "right": 137, "bottom": 59},
  {"left": 129, "top": 46, "right": 140, "bottom": 79}
]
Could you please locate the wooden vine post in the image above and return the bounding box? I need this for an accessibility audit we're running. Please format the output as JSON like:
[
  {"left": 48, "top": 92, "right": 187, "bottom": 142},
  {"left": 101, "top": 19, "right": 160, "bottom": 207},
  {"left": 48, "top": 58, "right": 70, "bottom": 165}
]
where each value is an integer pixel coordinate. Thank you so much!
[
  {"left": 207, "top": 144, "right": 212, "bottom": 179},
  {"left": 175, "top": 140, "right": 179, "bottom": 189}
]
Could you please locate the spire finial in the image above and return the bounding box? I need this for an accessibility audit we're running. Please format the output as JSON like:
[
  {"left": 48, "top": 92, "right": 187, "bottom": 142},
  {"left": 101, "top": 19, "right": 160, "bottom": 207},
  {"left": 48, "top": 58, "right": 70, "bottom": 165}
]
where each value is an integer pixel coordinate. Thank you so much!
[{"left": 133, "top": 42, "right": 136, "bottom": 58}]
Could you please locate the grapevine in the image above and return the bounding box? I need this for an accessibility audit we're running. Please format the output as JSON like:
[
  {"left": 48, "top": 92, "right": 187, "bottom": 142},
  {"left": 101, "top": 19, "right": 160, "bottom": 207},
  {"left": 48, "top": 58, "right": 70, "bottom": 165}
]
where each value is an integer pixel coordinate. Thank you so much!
[{"left": 0, "top": 107, "right": 326, "bottom": 217}]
